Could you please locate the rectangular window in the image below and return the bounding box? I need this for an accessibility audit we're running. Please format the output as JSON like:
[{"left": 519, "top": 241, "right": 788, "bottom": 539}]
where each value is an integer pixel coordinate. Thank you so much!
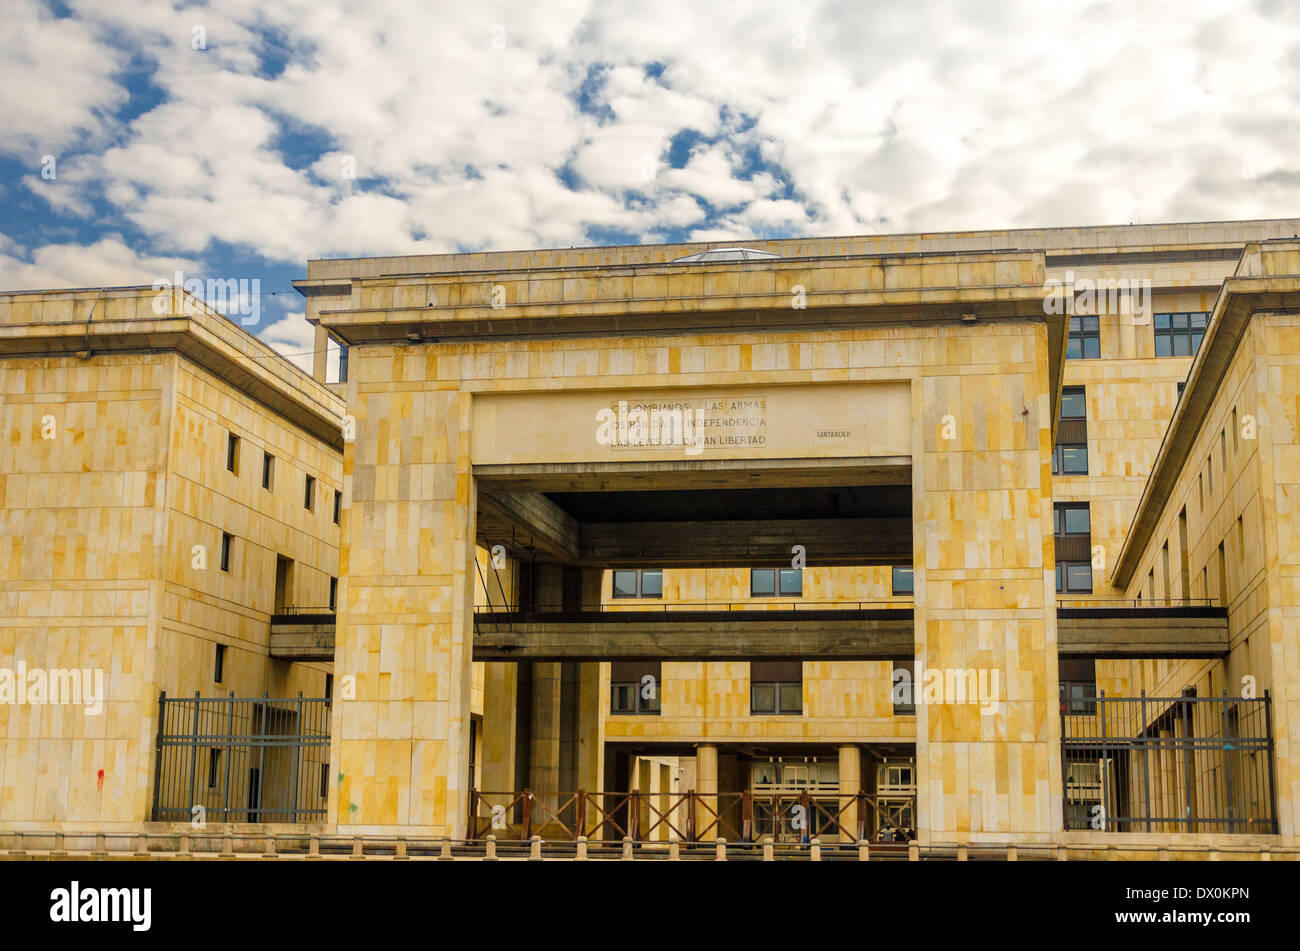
[
  {"left": 1059, "top": 658, "right": 1097, "bottom": 715},
  {"left": 220, "top": 532, "right": 232, "bottom": 572},
  {"left": 1053, "top": 502, "right": 1091, "bottom": 593},
  {"left": 610, "top": 661, "right": 661, "bottom": 715},
  {"left": 1067, "top": 315, "right": 1100, "bottom": 359},
  {"left": 891, "top": 565, "right": 914, "bottom": 596},
  {"left": 1052, "top": 444, "right": 1089, "bottom": 475},
  {"left": 1053, "top": 385, "right": 1088, "bottom": 475},
  {"left": 1232, "top": 407, "right": 1239, "bottom": 454},
  {"left": 1207, "top": 456, "right": 1214, "bottom": 495},
  {"left": 329, "top": 576, "right": 337, "bottom": 611},
  {"left": 208, "top": 748, "right": 221, "bottom": 789},
  {"left": 751, "top": 568, "right": 802, "bottom": 597},
  {"left": 892, "top": 660, "right": 915, "bottom": 715},
  {"left": 320, "top": 762, "right": 330, "bottom": 799},
  {"left": 750, "top": 660, "right": 802, "bottom": 715},
  {"left": 304, "top": 474, "right": 315, "bottom": 511},
  {"left": 611, "top": 569, "right": 662, "bottom": 598},
  {"left": 214, "top": 643, "right": 226, "bottom": 683},
  {"left": 226, "top": 433, "right": 240, "bottom": 474},
  {"left": 1060, "top": 386, "right": 1086, "bottom": 420},
  {"left": 1154, "top": 312, "right": 1208, "bottom": 358},
  {"left": 262, "top": 452, "right": 274, "bottom": 491},
  {"left": 332, "top": 489, "right": 341, "bottom": 525}
]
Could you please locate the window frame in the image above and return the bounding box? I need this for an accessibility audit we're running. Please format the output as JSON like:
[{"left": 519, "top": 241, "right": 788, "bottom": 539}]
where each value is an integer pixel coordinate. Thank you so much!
[
  {"left": 1066, "top": 315, "right": 1100, "bottom": 360},
  {"left": 751, "top": 567, "right": 803, "bottom": 598},
  {"left": 1153, "top": 311, "right": 1208, "bottom": 359},
  {"left": 611, "top": 569, "right": 663, "bottom": 599},
  {"left": 891, "top": 565, "right": 914, "bottom": 596}
]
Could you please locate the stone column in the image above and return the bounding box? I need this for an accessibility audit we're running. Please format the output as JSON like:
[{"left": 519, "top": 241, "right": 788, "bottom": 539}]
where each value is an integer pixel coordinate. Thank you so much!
[
  {"left": 696, "top": 744, "right": 718, "bottom": 842},
  {"left": 913, "top": 321, "right": 1059, "bottom": 846},
  {"left": 479, "top": 662, "right": 517, "bottom": 793},
  {"left": 331, "top": 382, "right": 477, "bottom": 837},
  {"left": 838, "top": 745, "right": 862, "bottom": 842}
]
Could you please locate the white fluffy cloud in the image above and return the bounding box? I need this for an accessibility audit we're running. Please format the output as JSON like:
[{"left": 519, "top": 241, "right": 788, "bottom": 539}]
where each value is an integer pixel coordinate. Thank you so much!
[
  {"left": 0, "top": 236, "right": 195, "bottom": 290},
  {"left": 4, "top": 0, "right": 1300, "bottom": 283}
]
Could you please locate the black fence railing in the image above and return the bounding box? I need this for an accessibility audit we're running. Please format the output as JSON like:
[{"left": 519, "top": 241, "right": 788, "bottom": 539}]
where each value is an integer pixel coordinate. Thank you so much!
[
  {"left": 151, "top": 692, "right": 331, "bottom": 824},
  {"left": 1062, "top": 692, "right": 1275, "bottom": 834}
]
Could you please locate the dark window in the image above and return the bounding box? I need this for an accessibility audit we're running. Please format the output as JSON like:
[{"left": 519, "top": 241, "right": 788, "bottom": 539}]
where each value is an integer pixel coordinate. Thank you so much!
[
  {"left": 1154, "top": 312, "right": 1208, "bottom": 358},
  {"left": 750, "top": 660, "right": 802, "bottom": 715},
  {"left": 1067, "top": 315, "right": 1100, "bottom": 359},
  {"left": 891, "top": 566, "right": 914, "bottom": 596},
  {"left": 208, "top": 748, "right": 221, "bottom": 789},
  {"left": 324, "top": 673, "right": 333, "bottom": 706},
  {"left": 329, "top": 577, "right": 337, "bottom": 611},
  {"left": 892, "top": 660, "right": 915, "bottom": 715},
  {"left": 220, "top": 532, "right": 232, "bottom": 572},
  {"left": 332, "top": 489, "right": 341, "bottom": 525},
  {"left": 1052, "top": 444, "right": 1089, "bottom": 475},
  {"left": 751, "top": 568, "right": 802, "bottom": 597},
  {"left": 1054, "top": 503, "right": 1091, "bottom": 537},
  {"left": 262, "top": 452, "right": 274, "bottom": 490},
  {"left": 611, "top": 569, "right": 662, "bottom": 598},
  {"left": 338, "top": 344, "right": 349, "bottom": 384},
  {"left": 226, "top": 433, "right": 239, "bottom": 474},
  {"left": 610, "top": 661, "right": 661, "bottom": 715},
  {"left": 1060, "top": 386, "right": 1086, "bottom": 420},
  {"left": 1059, "top": 658, "right": 1097, "bottom": 715},
  {"left": 214, "top": 643, "right": 226, "bottom": 683},
  {"left": 1053, "top": 503, "right": 1092, "bottom": 593},
  {"left": 304, "top": 474, "right": 315, "bottom": 511},
  {"left": 320, "top": 763, "right": 330, "bottom": 799}
]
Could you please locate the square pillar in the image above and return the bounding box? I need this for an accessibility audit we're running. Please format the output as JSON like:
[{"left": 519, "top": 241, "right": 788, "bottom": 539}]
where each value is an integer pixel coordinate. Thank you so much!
[
  {"left": 913, "top": 323, "right": 1060, "bottom": 846},
  {"left": 330, "top": 385, "right": 477, "bottom": 837}
]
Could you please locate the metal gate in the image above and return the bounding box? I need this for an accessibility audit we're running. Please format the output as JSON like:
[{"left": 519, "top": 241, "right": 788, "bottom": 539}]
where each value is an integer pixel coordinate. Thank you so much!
[
  {"left": 151, "top": 691, "right": 331, "bottom": 823},
  {"left": 1061, "top": 691, "right": 1276, "bottom": 833}
]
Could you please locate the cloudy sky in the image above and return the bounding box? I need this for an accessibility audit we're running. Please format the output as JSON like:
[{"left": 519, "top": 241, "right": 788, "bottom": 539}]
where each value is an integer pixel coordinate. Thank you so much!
[{"left": 2, "top": 0, "right": 1298, "bottom": 368}]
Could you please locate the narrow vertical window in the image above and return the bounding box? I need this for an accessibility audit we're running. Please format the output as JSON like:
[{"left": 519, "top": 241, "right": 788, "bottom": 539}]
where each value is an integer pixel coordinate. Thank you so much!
[
  {"left": 220, "top": 532, "right": 232, "bottom": 572},
  {"left": 304, "top": 474, "right": 316, "bottom": 511},
  {"left": 226, "top": 433, "right": 240, "bottom": 474}
]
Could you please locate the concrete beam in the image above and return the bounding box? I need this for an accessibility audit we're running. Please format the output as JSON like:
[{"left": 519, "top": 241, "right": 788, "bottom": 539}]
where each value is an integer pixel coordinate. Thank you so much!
[
  {"left": 269, "top": 607, "right": 1231, "bottom": 663},
  {"left": 1056, "top": 608, "right": 1229, "bottom": 658},
  {"left": 472, "top": 457, "right": 911, "bottom": 493},
  {"left": 477, "top": 490, "right": 580, "bottom": 562},
  {"left": 472, "top": 610, "right": 913, "bottom": 661},
  {"left": 578, "top": 518, "right": 911, "bottom": 567},
  {"left": 269, "top": 621, "right": 336, "bottom": 662}
]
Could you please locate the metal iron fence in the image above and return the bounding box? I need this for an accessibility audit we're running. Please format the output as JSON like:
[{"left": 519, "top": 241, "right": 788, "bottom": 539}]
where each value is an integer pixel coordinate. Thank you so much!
[
  {"left": 151, "top": 692, "right": 331, "bottom": 824},
  {"left": 468, "top": 789, "right": 915, "bottom": 844},
  {"left": 1062, "top": 692, "right": 1275, "bottom": 833}
]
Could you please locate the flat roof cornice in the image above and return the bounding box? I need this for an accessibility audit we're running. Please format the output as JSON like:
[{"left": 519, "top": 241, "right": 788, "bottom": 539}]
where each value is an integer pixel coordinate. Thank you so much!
[
  {"left": 0, "top": 286, "right": 345, "bottom": 449},
  {"left": 1110, "top": 241, "right": 1300, "bottom": 588}
]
